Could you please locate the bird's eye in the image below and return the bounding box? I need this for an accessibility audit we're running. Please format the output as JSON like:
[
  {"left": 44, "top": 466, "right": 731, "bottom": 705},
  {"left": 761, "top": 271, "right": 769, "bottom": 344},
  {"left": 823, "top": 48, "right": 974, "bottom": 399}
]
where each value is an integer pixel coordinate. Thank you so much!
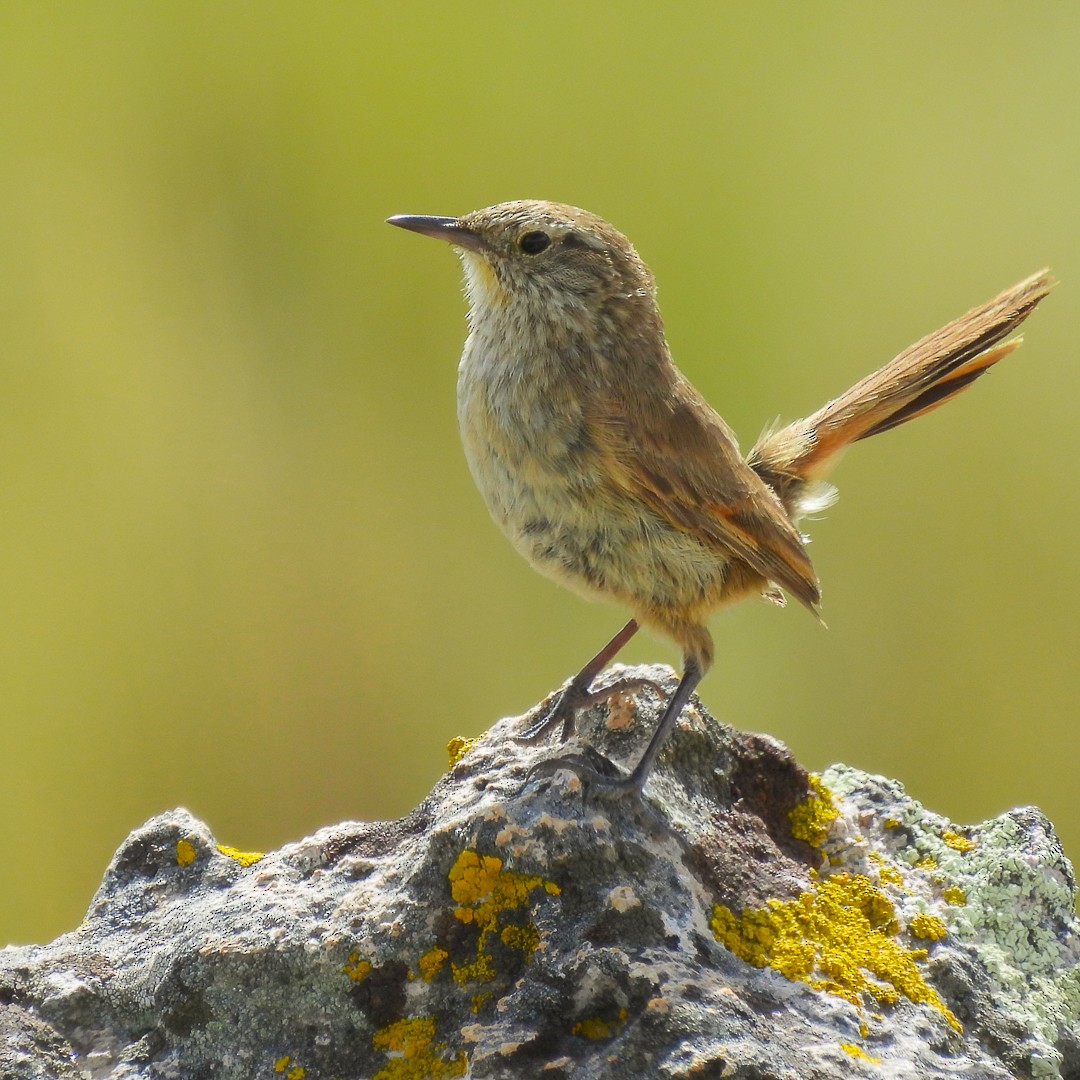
[{"left": 518, "top": 230, "right": 551, "bottom": 255}]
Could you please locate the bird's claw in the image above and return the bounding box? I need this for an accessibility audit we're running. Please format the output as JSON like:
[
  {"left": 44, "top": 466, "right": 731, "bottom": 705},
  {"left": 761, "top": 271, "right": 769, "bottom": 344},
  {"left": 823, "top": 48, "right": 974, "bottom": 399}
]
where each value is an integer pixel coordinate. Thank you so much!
[
  {"left": 523, "top": 752, "right": 672, "bottom": 831},
  {"left": 526, "top": 750, "right": 621, "bottom": 787},
  {"left": 515, "top": 676, "right": 665, "bottom": 744}
]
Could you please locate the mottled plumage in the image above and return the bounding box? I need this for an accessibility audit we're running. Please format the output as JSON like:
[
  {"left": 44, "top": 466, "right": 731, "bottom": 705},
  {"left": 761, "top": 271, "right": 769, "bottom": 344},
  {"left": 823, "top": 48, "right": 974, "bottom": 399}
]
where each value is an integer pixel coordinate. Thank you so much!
[{"left": 389, "top": 201, "right": 1051, "bottom": 795}]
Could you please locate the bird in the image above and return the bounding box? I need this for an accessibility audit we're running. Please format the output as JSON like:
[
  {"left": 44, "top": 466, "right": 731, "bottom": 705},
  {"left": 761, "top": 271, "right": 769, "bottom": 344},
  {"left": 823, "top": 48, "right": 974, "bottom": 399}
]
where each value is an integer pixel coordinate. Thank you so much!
[{"left": 388, "top": 200, "right": 1051, "bottom": 798}]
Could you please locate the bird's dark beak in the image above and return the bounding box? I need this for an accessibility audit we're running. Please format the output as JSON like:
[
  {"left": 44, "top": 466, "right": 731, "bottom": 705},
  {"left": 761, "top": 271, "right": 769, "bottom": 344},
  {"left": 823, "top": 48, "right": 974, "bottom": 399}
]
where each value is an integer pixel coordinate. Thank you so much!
[{"left": 386, "top": 214, "right": 486, "bottom": 253}]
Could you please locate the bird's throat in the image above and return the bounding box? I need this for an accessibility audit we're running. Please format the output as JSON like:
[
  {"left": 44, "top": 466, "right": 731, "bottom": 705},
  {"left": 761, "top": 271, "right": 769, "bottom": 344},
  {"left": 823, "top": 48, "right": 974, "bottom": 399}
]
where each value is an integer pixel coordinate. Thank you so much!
[{"left": 459, "top": 251, "right": 508, "bottom": 310}]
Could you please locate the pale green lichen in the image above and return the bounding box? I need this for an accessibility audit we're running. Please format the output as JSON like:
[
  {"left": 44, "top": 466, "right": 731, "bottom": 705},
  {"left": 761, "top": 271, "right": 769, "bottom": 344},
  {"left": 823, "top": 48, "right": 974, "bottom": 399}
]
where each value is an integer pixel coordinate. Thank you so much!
[{"left": 821, "top": 763, "right": 1080, "bottom": 1079}]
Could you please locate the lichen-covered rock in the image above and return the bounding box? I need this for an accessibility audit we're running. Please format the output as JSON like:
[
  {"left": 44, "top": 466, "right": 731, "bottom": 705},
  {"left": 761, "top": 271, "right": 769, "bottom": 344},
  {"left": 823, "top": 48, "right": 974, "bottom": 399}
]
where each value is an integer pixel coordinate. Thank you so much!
[{"left": 2, "top": 664, "right": 1077, "bottom": 1079}]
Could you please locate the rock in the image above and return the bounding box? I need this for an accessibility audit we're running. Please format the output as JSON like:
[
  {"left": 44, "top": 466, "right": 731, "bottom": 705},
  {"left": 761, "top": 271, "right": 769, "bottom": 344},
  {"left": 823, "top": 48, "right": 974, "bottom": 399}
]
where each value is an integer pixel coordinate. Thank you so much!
[{"left": 2, "top": 664, "right": 1077, "bottom": 1079}]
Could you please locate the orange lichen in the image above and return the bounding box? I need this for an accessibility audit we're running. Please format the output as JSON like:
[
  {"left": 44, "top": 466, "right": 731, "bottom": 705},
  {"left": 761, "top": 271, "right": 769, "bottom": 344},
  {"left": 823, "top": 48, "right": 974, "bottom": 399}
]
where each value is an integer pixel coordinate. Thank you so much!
[
  {"left": 342, "top": 952, "right": 372, "bottom": 982},
  {"left": 418, "top": 946, "right": 448, "bottom": 982},
  {"left": 447, "top": 849, "right": 559, "bottom": 989},
  {"left": 273, "top": 1055, "right": 306, "bottom": 1078},
  {"left": 372, "top": 1017, "right": 466, "bottom": 1080},
  {"left": 499, "top": 922, "right": 540, "bottom": 955},
  {"left": 869, "top": 855, "right": 904, "bottom": 887}
]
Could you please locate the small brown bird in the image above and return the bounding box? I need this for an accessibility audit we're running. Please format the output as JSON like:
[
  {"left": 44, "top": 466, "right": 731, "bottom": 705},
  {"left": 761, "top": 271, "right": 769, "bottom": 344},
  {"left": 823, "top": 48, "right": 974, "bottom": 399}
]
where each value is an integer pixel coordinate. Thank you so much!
[{"left": 388, "top": 201, "right": 1051, "bottom": 797}]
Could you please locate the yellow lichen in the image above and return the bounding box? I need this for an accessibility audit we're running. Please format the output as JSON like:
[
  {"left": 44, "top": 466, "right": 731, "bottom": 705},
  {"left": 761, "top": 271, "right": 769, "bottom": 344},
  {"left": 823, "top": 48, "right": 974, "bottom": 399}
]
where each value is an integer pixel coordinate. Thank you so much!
[
  {"left": 450, "top": 947, "right": 495, "bottom": 985},
  {"left": 871, "top": 857, "right": 904, "bottom": 887},
  {"left": 711, "top": 873, "right": 961, "bottom": 1033},
  {"left": 908, "top": 913, "right": 947, "bottom": 941},
  {"left": 572, "top": 1008, "right": 628, "bottom": 1040},
  {"left": 882, "top": 818, "right": 901, "bottom": 830},
  {"left": 450, "top": 850, "right": 561, "bottom": 912},
  {"left": 216, "top": 844, "right": 265, "bottom": 867},
  {"left": 915, "top": 856, "right": 938, "bottom": 870},
  {"left": 372, "top": 1017, "right": 466, "bottom": 1080},
  {"left": 942, "top": 830, "right": 976, "bottom": 853},
  {"left": 176, "top": 839, "right": 197, "bottom": 866},
  {"left": 274, "top": 1056, "right": 290, "bottom": 1072},
  {"left": 418, "top": 947, "right": 448, "bottom": 982},
  {"left": 789, "top": 774, "right": 839, "bottom": 848},
  {"left": 342, "top": 952, "right": 372, "bottom": 982},
  {"left": 840, "top": 1043, "right": 882, "bottom": 1064},
  {"left": 469, "top": 991, "right": 493, "bottom": 1013},
  {"left": 943, "top": 885, "right": 966, "bottom": 906},
  {"left": 572, "top": 1017, "right": 612, "bottom": 1039},
  {"left": 500, "top": 921, "right": 540, "bottom": 955},
  {"left": 445, "top": 736, "right": 478, "bottom": 769},
  {"left": 273, "top": 1056, "right": 306, "bottom": 1077},
  {"left": 447, "top": 849, "right": 559, "bottom": 988}
]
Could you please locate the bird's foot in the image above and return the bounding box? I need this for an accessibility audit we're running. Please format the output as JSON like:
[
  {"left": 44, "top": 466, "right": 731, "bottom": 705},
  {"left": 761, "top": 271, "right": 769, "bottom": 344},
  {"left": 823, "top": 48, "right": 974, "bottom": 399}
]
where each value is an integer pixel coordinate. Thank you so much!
[
  {"left": 524, "top": 752, "right": 669, "bottom": 830},
  {"left": 515, "top": 675, "right": 665, "bottom": 744},
  {"left": 526, "top": 752, "right": 639, "bottom": 794}
]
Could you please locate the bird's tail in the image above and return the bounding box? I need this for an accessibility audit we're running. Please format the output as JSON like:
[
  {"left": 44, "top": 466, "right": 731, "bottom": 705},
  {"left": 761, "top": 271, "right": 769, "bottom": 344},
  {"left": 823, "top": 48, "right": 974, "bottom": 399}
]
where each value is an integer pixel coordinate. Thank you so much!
[{"left": 747, "top": 270, "right": 1054, "bottom": 517}]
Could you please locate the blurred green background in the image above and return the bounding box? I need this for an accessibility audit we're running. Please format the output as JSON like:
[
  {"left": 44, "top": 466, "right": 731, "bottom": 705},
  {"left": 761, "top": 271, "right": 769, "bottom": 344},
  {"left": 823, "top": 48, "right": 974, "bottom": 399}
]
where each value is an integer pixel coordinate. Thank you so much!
[{"left": 2, "top": 4, "right": 1077, "bottom": 945}]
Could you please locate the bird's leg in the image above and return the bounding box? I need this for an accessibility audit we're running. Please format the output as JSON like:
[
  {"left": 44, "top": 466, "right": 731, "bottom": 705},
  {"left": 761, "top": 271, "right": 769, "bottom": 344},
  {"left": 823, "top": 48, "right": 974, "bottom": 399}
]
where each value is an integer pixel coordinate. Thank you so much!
[
  {"left": 516, "top": 618, "right": 664, "bottom": 743},
  {"left": 621, "top": 659, "right": 702, "bottom": 794},
  {"left": 528, "top": 659, "right": 703, "bottom": 800}
]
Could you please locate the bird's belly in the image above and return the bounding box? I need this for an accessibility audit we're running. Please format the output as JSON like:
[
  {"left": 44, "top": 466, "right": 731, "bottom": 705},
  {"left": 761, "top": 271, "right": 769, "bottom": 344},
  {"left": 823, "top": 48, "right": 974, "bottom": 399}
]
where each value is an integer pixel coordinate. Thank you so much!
[
  {"left": 457, "top": 367, "right": 729, "bottom": 611},
  {"left": 512, "top": 506, "right": 732, "bottom": 613}
]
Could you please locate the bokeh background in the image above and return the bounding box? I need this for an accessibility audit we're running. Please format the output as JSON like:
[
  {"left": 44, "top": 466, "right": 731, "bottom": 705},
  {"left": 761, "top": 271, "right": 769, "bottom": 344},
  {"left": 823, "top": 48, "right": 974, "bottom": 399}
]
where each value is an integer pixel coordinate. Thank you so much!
[{"left": 2, "top": 5, "right": 1078, "bottom": 945}]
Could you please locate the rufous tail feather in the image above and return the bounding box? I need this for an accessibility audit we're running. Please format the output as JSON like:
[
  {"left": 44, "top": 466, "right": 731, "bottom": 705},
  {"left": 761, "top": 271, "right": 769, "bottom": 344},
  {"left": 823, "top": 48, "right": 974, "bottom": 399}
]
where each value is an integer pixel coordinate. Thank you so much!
[{"left": 748, "top": 270, "right": 1053, "bottom": 516}]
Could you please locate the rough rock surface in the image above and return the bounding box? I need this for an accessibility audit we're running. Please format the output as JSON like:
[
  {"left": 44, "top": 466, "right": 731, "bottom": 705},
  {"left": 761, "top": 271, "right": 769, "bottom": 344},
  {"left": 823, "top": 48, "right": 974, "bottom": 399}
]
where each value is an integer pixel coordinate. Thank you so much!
[{"left": 2, "top": 664, "right": 1078, "bottom": 1080}]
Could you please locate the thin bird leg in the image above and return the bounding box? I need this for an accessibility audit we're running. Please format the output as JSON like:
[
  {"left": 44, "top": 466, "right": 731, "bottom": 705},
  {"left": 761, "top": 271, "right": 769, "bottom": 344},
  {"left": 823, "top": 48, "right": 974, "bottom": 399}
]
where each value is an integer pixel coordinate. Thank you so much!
[
  {"left": 516, "top": 618, "right": 664, "bottom": 743},
  {"left": 622, "top": 659, "right": 703, "bottom": 795},
  {"left": 526, "top": 659, "right": 703, "bottom": 805}
]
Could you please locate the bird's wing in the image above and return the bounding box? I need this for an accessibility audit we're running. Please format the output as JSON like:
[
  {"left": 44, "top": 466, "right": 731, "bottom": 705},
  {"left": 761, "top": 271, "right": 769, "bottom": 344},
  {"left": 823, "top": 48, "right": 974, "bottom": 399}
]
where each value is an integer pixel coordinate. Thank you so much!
[{"left": 588, "top": 371, "right": 821, "bottom": 612}]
